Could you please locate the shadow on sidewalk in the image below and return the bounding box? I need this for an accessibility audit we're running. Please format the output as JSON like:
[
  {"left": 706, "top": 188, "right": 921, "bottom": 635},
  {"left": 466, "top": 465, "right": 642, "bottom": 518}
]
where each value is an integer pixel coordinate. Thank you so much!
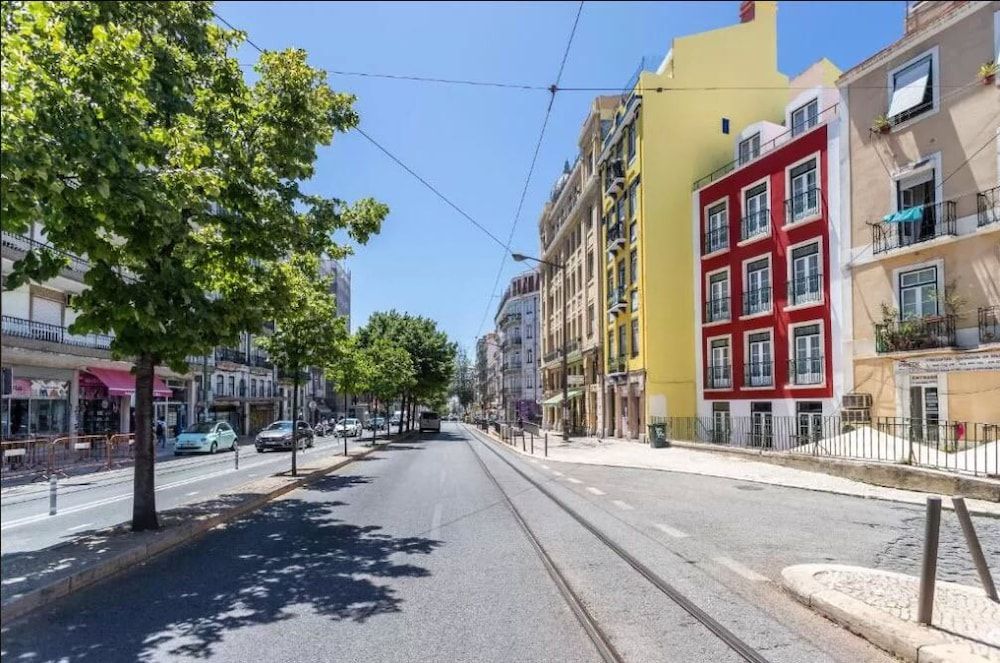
[{"left": 1, "top": 471, "right": 442, "bottom": 662}]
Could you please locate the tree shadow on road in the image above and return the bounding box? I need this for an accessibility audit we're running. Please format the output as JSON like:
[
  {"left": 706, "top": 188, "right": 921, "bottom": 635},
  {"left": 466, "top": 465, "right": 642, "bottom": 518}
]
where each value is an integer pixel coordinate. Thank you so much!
[{"left": 0, "top": 472, "right": 442, "bottom": 662}]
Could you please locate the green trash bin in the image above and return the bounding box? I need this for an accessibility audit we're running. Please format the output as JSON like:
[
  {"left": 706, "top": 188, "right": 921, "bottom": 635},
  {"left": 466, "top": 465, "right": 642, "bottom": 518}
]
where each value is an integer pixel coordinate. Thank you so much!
[{"left": 648, "top": 422, "right": 669, "bottom": 448}]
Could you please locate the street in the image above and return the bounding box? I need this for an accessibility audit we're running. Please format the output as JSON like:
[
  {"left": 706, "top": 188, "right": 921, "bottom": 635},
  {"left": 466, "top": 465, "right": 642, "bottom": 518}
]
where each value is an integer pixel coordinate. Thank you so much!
[{"left": 7, "top": 423, "right": 995, "bottom": 662}]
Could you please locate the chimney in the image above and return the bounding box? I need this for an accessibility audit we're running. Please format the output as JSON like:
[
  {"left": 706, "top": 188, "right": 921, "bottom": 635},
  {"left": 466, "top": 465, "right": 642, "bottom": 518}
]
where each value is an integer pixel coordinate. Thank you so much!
[{"left": 740, "top": 0, "right": 755, "bottom": 23}]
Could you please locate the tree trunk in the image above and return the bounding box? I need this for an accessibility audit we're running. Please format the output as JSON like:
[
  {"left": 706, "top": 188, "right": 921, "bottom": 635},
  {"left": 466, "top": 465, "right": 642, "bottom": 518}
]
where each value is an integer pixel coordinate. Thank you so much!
[
  {"left": 371, "top": 396, "right": 377, "bottom": 445},
  {"left": 291, "top": 371, "right": 299, "bottom": 477},
  {"left": 343, "top": 390, "right": 348, "bottom": 419},
  {"left": 397, "top": 393, "right": 405, "bottom": 435},
  {"left": 132, "top": 353, "right": 159, "bottom": 531}
]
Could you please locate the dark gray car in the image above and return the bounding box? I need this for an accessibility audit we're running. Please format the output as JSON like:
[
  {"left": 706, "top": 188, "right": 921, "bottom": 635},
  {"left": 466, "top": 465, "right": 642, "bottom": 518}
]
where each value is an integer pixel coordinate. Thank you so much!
[{"left": 255, "top": 420, "right": 314, "bottom": 452}]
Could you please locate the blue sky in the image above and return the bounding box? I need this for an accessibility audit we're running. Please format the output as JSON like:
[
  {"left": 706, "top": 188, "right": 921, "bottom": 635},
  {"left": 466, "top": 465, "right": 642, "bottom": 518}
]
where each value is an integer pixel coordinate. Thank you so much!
[{"left": 217, "top": 0, "right": 905, "bottom": 351}]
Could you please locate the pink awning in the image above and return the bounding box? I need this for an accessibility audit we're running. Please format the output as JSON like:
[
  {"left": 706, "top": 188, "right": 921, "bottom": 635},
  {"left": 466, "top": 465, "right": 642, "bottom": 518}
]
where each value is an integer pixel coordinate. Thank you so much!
[{"left": 86, "top": 368, "right": 172, "bottom": 398}]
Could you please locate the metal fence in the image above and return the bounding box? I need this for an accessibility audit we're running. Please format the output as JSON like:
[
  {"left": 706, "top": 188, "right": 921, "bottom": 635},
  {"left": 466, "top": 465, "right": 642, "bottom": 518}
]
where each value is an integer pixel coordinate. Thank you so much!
[
  {"left": 1, "top": 433, "right": 136, "bottom": 483},
  {"left": 651, "top": 416, "right": 998, "bottom": 478}
]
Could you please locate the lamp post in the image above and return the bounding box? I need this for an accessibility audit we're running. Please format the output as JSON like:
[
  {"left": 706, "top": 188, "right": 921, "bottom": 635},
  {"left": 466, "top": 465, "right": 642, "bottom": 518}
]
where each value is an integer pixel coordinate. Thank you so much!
[{"left": 512, "top": 252, "right": 570, "bottom": 443}]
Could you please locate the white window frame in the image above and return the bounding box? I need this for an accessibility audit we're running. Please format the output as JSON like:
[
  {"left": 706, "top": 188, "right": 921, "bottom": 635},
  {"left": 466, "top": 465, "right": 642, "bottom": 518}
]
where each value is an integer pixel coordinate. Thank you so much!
[
  {"left": 885, "top": 46, "right": 939, "bottom": 130},
  {"left": 704, "top": 266, "right": 731, "bottom": 326},
  {"left": 739, "top": 176, "right": 771, "bottom": 245},
  {"left": 741, "top": 252, "right": 772, "bottom": 320},
  {"left": 705, "top": 333, "right": 733, "bottom": 391},
  {"left": 785, "top": 236, "right": 825, "bottom": 311},
  {"left": 702, "top": 195, "right": 729, "bottom": 257},
  {"left": 787, "top": 319, "right": 826, "bottom": 389},
  {"left": 783, "top": 150, "right": 823, "bottom": 227},
  {"left": 738, "top": 132, "right": 761, "bottom": 165},
  {"left": 790, "top": 98, "right": 819, "bottom": 137},
  {"left": 895, "top": 261, "right": 943, "bottom": 320},
  {"left": 743, "top": 327, "right": 774, "bottom": 390}
]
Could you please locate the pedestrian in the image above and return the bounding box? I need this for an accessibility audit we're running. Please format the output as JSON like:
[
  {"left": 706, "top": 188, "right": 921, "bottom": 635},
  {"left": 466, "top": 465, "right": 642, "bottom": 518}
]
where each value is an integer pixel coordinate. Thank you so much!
[
  {"left": 517, "top": 415, "right": 523, "bottom": 430},
  {"left": 155, "top": 417, "right": 167, "bottom": 449}
]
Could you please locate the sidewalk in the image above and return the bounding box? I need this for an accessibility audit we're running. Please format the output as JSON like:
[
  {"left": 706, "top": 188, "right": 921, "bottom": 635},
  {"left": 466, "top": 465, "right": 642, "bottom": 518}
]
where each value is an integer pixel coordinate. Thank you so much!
[
  {"left": 783, "top": 564, "right": 1000, "bottom": 662},
  {"left": 491, "top": 430, "right": 1000, "bottom": 516}
]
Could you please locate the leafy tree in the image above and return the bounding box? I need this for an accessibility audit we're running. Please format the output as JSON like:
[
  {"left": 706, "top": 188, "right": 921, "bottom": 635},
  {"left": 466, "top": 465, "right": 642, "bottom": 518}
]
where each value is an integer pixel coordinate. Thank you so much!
[
  {"left": 255, "top": 259, "right": 347, "bottom": 475},
  {"left": 361, "top": 337, "right": 415, "bottom": 443},
  {"left": 450, "top": 347, "right": 475, "bottom": 413},
  {"left": 1, "top": 2, "right": 387, "bottom": 529},
  {"left": 324, "top": 334, "right": 371, "bottom": 430}
]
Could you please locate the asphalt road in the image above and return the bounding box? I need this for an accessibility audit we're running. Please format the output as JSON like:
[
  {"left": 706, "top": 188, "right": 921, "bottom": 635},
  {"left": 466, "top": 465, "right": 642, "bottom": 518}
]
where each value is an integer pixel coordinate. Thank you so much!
[
  {"left": 2, "top": 423, "right": 995, "bottom": 662},
  {"left": 0, "top": 432, "right": 375, "bottom": 555}
]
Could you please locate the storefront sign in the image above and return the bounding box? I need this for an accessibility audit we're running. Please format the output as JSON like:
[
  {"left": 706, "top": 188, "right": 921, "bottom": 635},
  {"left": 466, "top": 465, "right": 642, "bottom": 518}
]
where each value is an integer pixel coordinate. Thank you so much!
[
  {"left": 900, "top": 352, "right": 1000, "bottom": 373},
  {"left": 11, "top": 378, "right": 69, "bottom": 399}
]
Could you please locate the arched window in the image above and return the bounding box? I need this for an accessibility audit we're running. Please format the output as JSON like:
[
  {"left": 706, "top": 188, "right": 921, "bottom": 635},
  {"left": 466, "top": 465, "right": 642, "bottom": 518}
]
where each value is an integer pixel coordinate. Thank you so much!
[
  {"left": 251, "top": 379, "right": 257, "bottom": 398},
  {"left": 239, "top": 378, "right": 246, "bottom": 397}
]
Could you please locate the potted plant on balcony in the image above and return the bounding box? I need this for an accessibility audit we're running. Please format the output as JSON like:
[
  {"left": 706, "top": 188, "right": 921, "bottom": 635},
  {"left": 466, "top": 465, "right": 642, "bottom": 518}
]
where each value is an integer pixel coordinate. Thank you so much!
[
  {"left": 980, "top": 61, "right": 998, "bottom": 85},
  {"left": 871, "top": 114, "right": 892, "bottom": 135}
]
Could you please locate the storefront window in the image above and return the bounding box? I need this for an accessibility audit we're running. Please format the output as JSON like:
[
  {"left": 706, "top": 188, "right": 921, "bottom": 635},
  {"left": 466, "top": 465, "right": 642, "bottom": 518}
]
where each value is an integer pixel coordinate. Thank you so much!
[{"left": 3, "top": 377, "right": 70, "bottom": 437}]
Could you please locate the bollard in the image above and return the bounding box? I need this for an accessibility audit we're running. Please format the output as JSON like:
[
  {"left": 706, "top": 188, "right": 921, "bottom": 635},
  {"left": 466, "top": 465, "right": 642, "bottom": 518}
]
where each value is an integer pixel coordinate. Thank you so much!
[
  {"left": 521, "top": 432, "right": 525, "bottom": 452},
  {"left": 234, "top": 441, "right": 240, "bottom": 470},
  {"left": 544, "top": 432, "right": 548, "bottom": 457},
  {"left": 918, "top": 496, "right": 942, "bottom": 624},
  {"left": 49, "top": 475, "right": 57, "bottom": 516},
  {"left": 344, "top": 433, "right": 348, "bottom": 457},
  {"left": 952, "top": 497, "right": 998, "bottom": 601},
  {"left": 530, "top": 432, "right": 534, "bottom": 455}
]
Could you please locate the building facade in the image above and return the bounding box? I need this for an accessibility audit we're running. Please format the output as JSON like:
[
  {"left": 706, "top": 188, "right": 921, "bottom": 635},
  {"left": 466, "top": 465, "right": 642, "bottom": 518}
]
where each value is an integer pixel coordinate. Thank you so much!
[
  {"left": 693, "top": 60, "right": 847, "bottom": 442},
  {"left": 839, "top": 0, "right": 1000, "bottom": 426},
  {"left": 600, "top": 0, "right": 789, "bottom": 439},
  {"left": 475, "top": 332, "right": 501, "bottom": 418},
  {"left": 538, "top": 96, "right": 617, "bottom": 435},
  {"left": 495, "top": 271, "right": 540, "bottom": 422},
  {"left": 320, "top": 256, "right": 352, "bottom": 419}
]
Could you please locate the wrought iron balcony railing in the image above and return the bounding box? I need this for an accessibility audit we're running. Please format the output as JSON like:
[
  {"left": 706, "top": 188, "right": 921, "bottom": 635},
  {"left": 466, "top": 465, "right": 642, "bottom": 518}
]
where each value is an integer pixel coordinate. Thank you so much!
[
  {"left": 978, "top": 306, "right": 998, "bottom": 344},
  {"left": 742, "top": 286, "right": 772, "bottom": 317},
  {"left": 787, "top": 273, "right": 822, "bottom": 306},
  {"left": 607, "top": 355, "right": 627, "bottom": 375},
  {"left": 743, "top": 361, "right": 774, "bottom": 387},
  {"left": 704, "top": 296, "right": 730, "bottom": 323},
  {"left": 788, "top": 356, "right": 823, "bottom": 385},
  {"left": 740, "top": 209, "right": 770, "bottom": 242},
  {"left": 871, "top": 200, "right": 956, "bottom": 255},
  {"left": 874, "top": 314, "right": 956, "bottom": 353},
  {"left": 977, "top": 186, "right": 998, "bottom": 228},
  {"left": 2, "top": 315, "right": 112, "bottom": 350},
  {"left": 784, "top": 187, "right": 821, "bottom": 224},
  {"left": 705, "top": 364, "right": 731, "bottom": 389},
  {"left": 703, "top": 226, "right": 728, "bottom": 254}
]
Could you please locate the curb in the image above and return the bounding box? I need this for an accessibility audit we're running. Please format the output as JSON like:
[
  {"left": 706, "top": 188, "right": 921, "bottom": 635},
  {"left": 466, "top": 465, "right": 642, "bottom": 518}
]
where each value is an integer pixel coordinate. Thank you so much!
[
  {"left": 1, "top": 433, "right": 412, "bottom": 625},
  {"left": 782, "top": 564, "right": 997, "bottom": 663}
]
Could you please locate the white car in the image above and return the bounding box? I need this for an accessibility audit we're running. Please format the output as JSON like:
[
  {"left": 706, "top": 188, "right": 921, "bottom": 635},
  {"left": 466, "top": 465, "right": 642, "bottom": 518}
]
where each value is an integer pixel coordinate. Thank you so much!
[
  {"left": 335, "top": 418, "right": 362, "bottom": 437},
  {"left": 419, "top": 411, "right": 441, "bottom": 433}
]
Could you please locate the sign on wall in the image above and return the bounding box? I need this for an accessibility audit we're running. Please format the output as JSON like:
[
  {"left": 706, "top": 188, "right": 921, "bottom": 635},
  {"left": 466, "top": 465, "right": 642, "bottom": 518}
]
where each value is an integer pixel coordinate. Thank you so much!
[{"left": 899, "top": 352, "right": 1000, "bottom": 373}]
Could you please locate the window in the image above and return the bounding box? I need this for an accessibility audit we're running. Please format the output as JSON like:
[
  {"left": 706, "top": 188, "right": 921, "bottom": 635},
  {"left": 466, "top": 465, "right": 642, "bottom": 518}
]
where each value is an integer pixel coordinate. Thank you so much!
[
  {"left": 630, "top": 289, "right": 639, "bottom": 312},
  {"left": 586, "top": 251, "right": 594, "bottom": 281},
  {"left": 746, "top": 331, "right": 773, "bottom": 387},
  {"left": 608, "top": 331, "right": 615, "bottom": 358},
  {"left": 742, "top": 183, "right": 769, "bottom": 240},
  {"left": 788, "top": 159, "right": 818, "bottom": 222},
  {"left": 527, "top": 348, "right": 533, "bottom": 364},
  {"left": 711, "top": 402, "right": 731, "bottom": 443},
  {"left": 228, "top": 376, "right": 236, "bottom": 396},
  {"left": 629, "top": 248, "right": 638, "bottom": 284},
  {"left": 216, "top": 375, "right": 224, "bottom": 397},
  {"left": 738, "top": 133, "right": 760, "bottom": 165},
  {"left": 789, "top": 243, "right": 821, "bottom": 306},
  {"left": 627, "top": 125, "right": 636, "bottom": 162},
  {"left": 616, "top": 197, "right": 626, "bottom": 225},
  {"left": 617, "top": 261, "right": 626, "bottom": 291},
  {"left": 628, "top": 180, "right": 639, "bottom": 217},
  {"left": 896, "top": 168, "right": 938, "bottom": 245},
  {"left": 708, "top": 338, "right": 731, "bottom": 389},
  {"left": 251, "top": 379, "right": 257, "bottom": 398},
  {"left": 618, "top": 325, "right": 627, "bottom": 359},
  {"left": 795, "top": 402, "right": 823, "bottom": 445},
  {"left": 744, "top": 258, "right": 771, "bottom": 315},
  {"left": 629, "top": 221, "right": 638, "bottom": 243},
  {"left": 707, "top": 271, "right": 730, "bottom": 322},
  {"left": 888, "top": 54, "right": 933, "bottom": 124},
  {"left": 792, "top": 324, "right": 822, "bottom": 385},
  {"left": 791, "top": 99, "right": 819, "bottom": 136},
  {"left": 750, "top": 402, "right": 773, "bottom": 447},
  {"left": 630, "top": 318, "right": 640, "bottom": 356},
  {"left": 587, "top": 304, "right": 594, "bottom": 337},
  {"left": 705, "top": 202, "right": 728, "bottom": 253},
  {"left": 899, "top": 266, "right": 938, "bottom": 319}
]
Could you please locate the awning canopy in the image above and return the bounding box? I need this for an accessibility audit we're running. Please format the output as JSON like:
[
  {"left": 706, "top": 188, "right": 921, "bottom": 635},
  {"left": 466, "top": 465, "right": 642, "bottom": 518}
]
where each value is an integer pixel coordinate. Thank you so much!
[
  {"left": 541, "top": 389, "right": 583, "bottom": 406},
  {"left": 87, "top": 367, "right": 172, "bottom": 398},
  {"left": 882, "top": 206, "right": 924, "bottom": 224}
]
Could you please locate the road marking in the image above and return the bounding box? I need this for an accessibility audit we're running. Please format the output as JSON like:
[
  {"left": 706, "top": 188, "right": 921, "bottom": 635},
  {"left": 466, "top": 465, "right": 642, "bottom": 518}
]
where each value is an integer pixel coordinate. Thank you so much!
[
  {"left": 529, "top": 459, "right": 539, "bottom": 464},
  {"left": 565, "top": 477, "right": 583, "bottom": 484},
  {"left": 586, "top": 487, "right": 605, "bottom": 496},
  {"left": 430, "top": 503, "right": 443, "bottom": 540},
  {"left": 551, "top": 470, "right": 564, "bottom": 477},
  {"left": 186, "top": 491, "right": 200, "bottom": 497},
  {"left": 654, "top": 523, "right": 690, "bottom": 538},
  {"left": 611, "top": 499, "right": 633, "bottom": 510},
  {"left": 541, "top": 464, "right": 551, "bottom": 470},
  {"left": 66, "top": 522, "right": 94, "bottom": 532},
  {"left": 714, "top": 556, "right": 768, "bottom": 582}
]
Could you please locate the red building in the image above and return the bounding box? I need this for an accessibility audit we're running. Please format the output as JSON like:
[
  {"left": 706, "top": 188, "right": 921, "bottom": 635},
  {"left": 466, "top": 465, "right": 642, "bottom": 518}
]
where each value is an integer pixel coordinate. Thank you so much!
[{"left": 692, "top": 74, "right": 847, "bottom": 448}]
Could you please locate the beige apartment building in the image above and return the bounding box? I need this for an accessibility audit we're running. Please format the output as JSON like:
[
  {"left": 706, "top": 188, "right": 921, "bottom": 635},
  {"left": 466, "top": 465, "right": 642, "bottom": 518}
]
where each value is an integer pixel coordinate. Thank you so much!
[
  {"left": 839, "top": 0, "right": 1000, "bottom": 426},
  {"left": 538, "top": 97, "right": 617, "bottom": 435}
]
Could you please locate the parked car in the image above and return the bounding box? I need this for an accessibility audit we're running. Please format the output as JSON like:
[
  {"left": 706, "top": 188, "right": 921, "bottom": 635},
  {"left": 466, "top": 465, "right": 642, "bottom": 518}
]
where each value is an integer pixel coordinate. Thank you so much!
[
  {"left": 389, "top": 415, "right": 401, "bottom": 427},
  {"left": 255, "top": 420, "right": 314, "bottom": 452},
  {"left": 419, "top": 411, "right": 441, "bottom": 433},
  {"left": 175, "top": 421, "right": 238, "bottom": 455},
  {"left": 366, "top": 416, "right": 387, "bottom": 431},
  {"left": 335, "top": 418, "right": 362, "bottom": 437}
]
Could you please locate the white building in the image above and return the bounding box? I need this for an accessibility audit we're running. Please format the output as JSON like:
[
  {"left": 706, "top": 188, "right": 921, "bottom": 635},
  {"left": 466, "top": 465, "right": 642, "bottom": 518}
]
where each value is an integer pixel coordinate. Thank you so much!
[{"left": 494, "top": 270, "right": 541, "bottom": 422}]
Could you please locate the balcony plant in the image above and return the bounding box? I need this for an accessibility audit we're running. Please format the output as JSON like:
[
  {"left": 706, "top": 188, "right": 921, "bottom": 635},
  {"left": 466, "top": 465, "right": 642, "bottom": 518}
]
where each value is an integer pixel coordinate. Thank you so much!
[
  {"left": 871, "top": 114, "right": 892, "bottom": 135},
  {"left": 980, "top": 61, "right": 998, "bottom": 85}
]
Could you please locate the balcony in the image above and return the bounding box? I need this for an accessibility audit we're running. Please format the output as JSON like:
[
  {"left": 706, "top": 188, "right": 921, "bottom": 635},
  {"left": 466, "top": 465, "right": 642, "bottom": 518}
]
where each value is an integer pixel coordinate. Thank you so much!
[
  {"left": 216, "top": 347, "right": 247, "bottom": 364},
  {"left": 875, "top": 314, "right": 956, "bottom": 353},
  {"left": 543, "top": 348, "right": 561, "bottom": 364},
  {"left": 503, "top": 360, "right": 523, "bottom": 372},
  {"left": 604, "top": 159, "right": 625, "bottom": 197},
  {"left": 249, "top": 354, "right": 273, "bottom": 369},
  {"left": 2, "top": 315, "right": 113, "bottom": 351},
  {"left": 2, "top": 232, "right": 90, "bottom": 279},
  {"left": 744, "top": 361, "right": 774, "bottom": 388},
  {"left": 606, "top": 222, "right": 625, "bottom": 253},
  {"left": 784, "top": 187, "right": 821, "bottom": 225},
  {"left": 788, "top": 356, "right": 823, "bottom": 385},
  {"left": 742, "top": 286, "right": 772, "bottom": 317},
  {"left": 704, "top": 296, "right": 730, "bottom": 323},
  {"left": 607, "top": 355, "right": 627, "bottom": 375},
  {"left": 978, "top": 186, "right": 999, "bottom": 228},
  {"left": 979, "top": 307, "right": 998, "bottom": 344},
  {"left": 277, "top": 367, "right": 309, "bottom": 382},
  {"left": 503, "top": 335, "right": 523, "bottom": 348},
  {"left": 705, "top": 364, "right": 731, "bottom": 389},
  {"left": 787, "top": 273, "right": 822, "bottom": 307},
  {"left": 703, "top": 226, "right": 728, "bottom": 255},
  {"left": 871, "top": 200, "right": 956, "bottom": 255},
  {"left": 607, "top": 286, "right": 627, "bottom": 315},
  {"left": 740, "top": 209, "right": 770, "bottom": 242},
  {"left": 499, "top": 312, "right": 522, "bottom": 328}
]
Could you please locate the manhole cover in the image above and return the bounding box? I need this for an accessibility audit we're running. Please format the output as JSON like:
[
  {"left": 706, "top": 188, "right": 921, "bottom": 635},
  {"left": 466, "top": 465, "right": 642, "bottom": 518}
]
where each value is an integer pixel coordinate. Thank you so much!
[{"left": 735, "top": 484, "right": 765, "bottom": 491}]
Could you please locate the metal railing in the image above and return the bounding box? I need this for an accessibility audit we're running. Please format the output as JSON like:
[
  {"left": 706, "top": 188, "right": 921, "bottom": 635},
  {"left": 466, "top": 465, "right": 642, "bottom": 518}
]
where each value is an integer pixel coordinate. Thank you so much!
[
  {"left": 743, "top": 361, "right": 774, "bottom": 387},
  {"left": 788, "top": 356, "right": 824, "bottom": 385},
  {"left": 875, "top": 314, "right": 956, "bottom": 353},
  {"left": 650, "top": 416, "right": 998, "bottom": 478},
  {"left": 979, "top": 306, "right": 998, "bottom": 344},
  {"left": 1, "top": 232, "right": 90, "bottom": 276},
  {"left": 742, "top": 286, "right": 772, "bottom": 316},
  {"left": 977, "top": 186, "right": 999, "bottom": 227},
  {"left": 607, "top": 355, "right": 627, "bottom": 375},
  {"left": 787, "top": 273, "right": 822, "bottom": 306},
  {"left": 607, "top": 286, "right": 626, "bottom": 312},
  {"left": 703, "top": 226, "right": 728, "bottom": 254},
  {"left": 1, "top": 434, "right": 136, "bottom": 484},
  {"left": 705, "top": 364, "right": 731, "bottom": 389},
  {"left": 606, "top": 222, "right": 625, "bottom": 251},
  {"left": 604, "top": 159, "right": 625, "bottom": 195},
  {"left": 740, "top": 209, "right": 770, "bottom": 241},
  {"left": 216, "top": 347, "right": 247, "bottom": 364},
  {"left": 249, "top": 354, "right": 273, "bottom": 369},
  {"left": 2, "top": 315, "right": 113, "bottom": 350},
  {"left": 785, "top": 187, "right": 822, "bottom": 224},
  {"left": 503, "top": 335, "right": 523, "bottom": 348},
  {"left": 704, "top": 296, "right": 730, "bottom": 323},
  {"left": 871, "top": 200, "right": 957, "bottom": 254}
]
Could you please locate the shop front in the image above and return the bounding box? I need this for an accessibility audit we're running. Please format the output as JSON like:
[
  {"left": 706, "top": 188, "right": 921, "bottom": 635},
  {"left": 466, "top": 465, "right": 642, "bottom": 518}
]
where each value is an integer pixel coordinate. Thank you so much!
[
  {"left": 80, "top": 367, "right": 173, "bottom": 435},
  {"left": 1, "top": 367, "right": 71, "bottom": 438}
]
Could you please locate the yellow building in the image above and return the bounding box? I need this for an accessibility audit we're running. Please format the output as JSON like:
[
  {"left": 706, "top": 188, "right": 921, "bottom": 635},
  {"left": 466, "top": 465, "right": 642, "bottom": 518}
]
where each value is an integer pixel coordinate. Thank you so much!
[{"left": 599, "top": 1, "right": 789, "bottom": 439}]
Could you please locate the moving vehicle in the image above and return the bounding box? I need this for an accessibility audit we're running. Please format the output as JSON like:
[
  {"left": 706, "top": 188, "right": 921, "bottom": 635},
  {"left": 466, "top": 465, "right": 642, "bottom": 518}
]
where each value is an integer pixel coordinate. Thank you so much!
[
  {"left": 419, "top": 411, "right": 441, "bottom": 433},
  {"left": 255, "top": 420, "right": 314, "bottom": 452},
  {"left": 335, "top": 418, "right": 362, "bottom": 437},
  {"left": 366, "top": 416, "right": 386, "bottom": 431},
  {"left": 174, "top": 421, "right": 238, "bottom": 455}
]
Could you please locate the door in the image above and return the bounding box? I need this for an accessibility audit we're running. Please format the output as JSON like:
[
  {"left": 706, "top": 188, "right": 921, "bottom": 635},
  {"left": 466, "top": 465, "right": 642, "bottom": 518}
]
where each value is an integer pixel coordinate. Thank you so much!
[
  {"left": 796, "top": 402, "right": 823, "bottom": 445},
  {"left": 794, "top": 326, "right": 821, "bottom": 384},
  {"left": 710, "top": 341, "right": 730, "bottom": 388},
  {"left": 898, "top": 175, "right": 935, "bottom": 244},
  {"left": 909, "top": 384, "right": 940, "bottom": 443},
  {"left": 750, "top": 403, "right": 773, "bottom": 448},
  {"left": 746, "top": 261, "right": 770, "bottom": 314},
  {"left": 744, "top": 185, "right": 768, "bottom": 237},
  {"left": 791, "top": 244, "right": 820, "bottom": 305},
  {"left": 708, "top": 274, "right": 729, "bottom": 321}
]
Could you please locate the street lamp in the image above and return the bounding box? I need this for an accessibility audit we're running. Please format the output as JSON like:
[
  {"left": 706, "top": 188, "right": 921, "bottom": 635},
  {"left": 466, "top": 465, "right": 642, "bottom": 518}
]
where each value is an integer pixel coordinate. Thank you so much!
[{"left": 512, "top": 252, "right": 570, "bottom": 443}]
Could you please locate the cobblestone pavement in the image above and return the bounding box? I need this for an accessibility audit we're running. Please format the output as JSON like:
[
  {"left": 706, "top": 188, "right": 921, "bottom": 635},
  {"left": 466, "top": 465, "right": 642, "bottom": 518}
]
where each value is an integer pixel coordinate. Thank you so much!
[
  {"left": 816, "top": 568, "right": 1000, "bottom": 661},
  {"left": 874, "top": 512, "right": 1000, "bottom": 585}
]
